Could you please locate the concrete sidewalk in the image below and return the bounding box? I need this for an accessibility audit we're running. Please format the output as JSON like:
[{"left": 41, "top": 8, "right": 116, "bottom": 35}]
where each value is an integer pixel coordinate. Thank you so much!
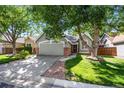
[{"left": 0, "top": 76, "right": 111, "bottom": 88}]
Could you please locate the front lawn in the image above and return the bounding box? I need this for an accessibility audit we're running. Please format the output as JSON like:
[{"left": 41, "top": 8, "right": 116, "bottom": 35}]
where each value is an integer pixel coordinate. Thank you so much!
[
  {"left": 65, "top": 54, "right": 124, "bottom": 87},
  {"left": 0, "top": 55, "right": 18, "bottom": 64},
  {"left": 0, "top": 50, "right": 30, "bottom": 64}
]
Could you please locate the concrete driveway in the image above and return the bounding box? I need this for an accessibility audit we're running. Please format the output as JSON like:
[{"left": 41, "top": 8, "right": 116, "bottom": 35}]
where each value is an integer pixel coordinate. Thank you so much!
[{"left": 0, "top": 55, "right": 61, "bottom": 87}]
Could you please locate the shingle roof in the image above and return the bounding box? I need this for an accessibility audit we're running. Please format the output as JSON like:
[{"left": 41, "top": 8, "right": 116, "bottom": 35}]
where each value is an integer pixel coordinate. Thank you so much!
[
  {"left": 0, "top": 36, "right": 25, "bottom": 43},
  {"left": 64, "top": 34, "right": 78, "bottom": 44},
  {"left": 100, "top": 33, "right": 115, "bottom": 44},
  {"left": 16, "top": 38, "right": 25, "bottom": 43},
  {"left": 36, "top": 33, "right": 45, "bottom": 43},
  {"left": 26, "top": 36, "right": 37, "bottom": 42},
  {"left": 113, "top": 34, "right": 124, "bottom": 44}
]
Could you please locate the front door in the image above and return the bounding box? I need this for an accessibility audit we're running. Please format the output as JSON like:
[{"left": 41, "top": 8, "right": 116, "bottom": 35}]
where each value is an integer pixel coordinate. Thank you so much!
[{"left": 72, "top": 45, "right": 77, "bottom": 53}]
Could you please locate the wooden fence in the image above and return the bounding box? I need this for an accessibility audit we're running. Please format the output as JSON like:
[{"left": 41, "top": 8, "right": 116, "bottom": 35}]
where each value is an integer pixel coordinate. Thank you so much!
[
  {"left": 97, "top": 47, "right": 117, "bottom": 56},
  {"left": 2, "top": 48, "right": 36, "bottom": 54},
  {"left": 2, "top": 48, "right": 23, "bottom": 54}
]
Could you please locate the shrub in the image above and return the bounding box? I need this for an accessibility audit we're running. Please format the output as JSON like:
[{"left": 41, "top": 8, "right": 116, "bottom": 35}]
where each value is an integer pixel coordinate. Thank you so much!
[
  {"left": 24, "top": 46, "right": 32, "bottom": 54},
  {"left": 15, "top": 50, "right": 30, "bottom": 59},
  {"left": 14, "top": 54, "right": 21, "bottom": 59}
]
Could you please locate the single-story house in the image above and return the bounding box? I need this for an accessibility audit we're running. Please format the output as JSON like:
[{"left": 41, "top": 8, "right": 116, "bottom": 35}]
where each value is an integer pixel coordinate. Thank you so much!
[
  {"left": 100, "top": 33, "right": 124, "bottom": 57},
  {"left": 36, "top": 32, "right": 92, "bottom": 56},
  {"left": 113, "top": 34, "right": 124, "bottom": 57},
  {"left": 0, "top": 37, "right": 25, "bottom": 54},
  {"left": 0, "top": 37, "right": 25, "bottom": 48},
  {"left": 100, "top": 33, "right": 115, "bottom": 47},
  {"left": 0, "top": 36, "right": 37, "bottom": 54}
]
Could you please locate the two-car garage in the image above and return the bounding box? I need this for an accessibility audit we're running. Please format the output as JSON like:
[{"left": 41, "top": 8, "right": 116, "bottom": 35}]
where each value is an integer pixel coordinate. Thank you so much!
[{"left": 38, "top": 41, "right": 64, "bottom": 56}]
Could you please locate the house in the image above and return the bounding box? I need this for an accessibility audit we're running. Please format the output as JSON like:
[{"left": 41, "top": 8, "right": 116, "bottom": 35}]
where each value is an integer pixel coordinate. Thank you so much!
[
  {"left": 100, "top": 33, "right": 115, "bottom": 47},
  {"left": 0, "top": 36, "right": 37, "bottom": 54},
  {"left": 113, "top": 34, "right": 124, "bottom": 57},
  {"left": 36, "top": 32, "right": 92, "bottom": 56},
  {"left": 100, "top": 33, "right": 124, "bottom": 57},
  {"left": 0, "top": 37, "right": 25, "bottom": 54}
]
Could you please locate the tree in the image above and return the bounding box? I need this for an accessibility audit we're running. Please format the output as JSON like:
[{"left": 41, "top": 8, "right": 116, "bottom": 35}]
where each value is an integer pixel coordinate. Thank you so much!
[
  {"left": 85, "top": 6, "right": 110, "bottom": 57},
  {"left": 31, "top": 5, "right": 65, "bottom": 40},
  {"left": 0, "top": 6, "right": 30, "bottom": 55},
  {"left": 62, "top": 6, "right": 110, "bottom": 58},
  {"left": 31, "top": 5, "right": 113, "bottom": 58}
]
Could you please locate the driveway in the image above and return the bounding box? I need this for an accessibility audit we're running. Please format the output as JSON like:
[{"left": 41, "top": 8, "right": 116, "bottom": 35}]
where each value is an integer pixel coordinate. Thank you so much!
[{"left": 0, "top": 55, "right": 61, "bottom": 87}]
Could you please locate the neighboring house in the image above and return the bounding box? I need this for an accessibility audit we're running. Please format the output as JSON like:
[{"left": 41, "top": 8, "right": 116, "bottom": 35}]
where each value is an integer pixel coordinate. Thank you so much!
[
  {"left": 0, "top": 35, "right": 38, "bottom": 54},
  {"left": 25, "top": 36, "right": 37, "bottom": 53},
  {"left": 0, "top": 37, "right": 25, "bottom": 48},
  {"left": 100, "top": 33, "right": 124, "bottom": 57},
  {"left": 0, "top": 37, "right": 25, "bottom": 54},
  {"left": 36, "top": 32, "right": 92, "bottom": 56},
  {"left": 113, "top": 34, "right": 124, "bottom": 57},
  {"left": 100, "top": 33, "right": 115, "bottom": 47}
]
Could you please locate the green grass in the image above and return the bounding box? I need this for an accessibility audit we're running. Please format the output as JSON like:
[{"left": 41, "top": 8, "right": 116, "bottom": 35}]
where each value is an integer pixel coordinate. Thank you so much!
[
  {"left": 0, "top": 55, "right": 18, "bottom": 64},
  {"left": 65, "top": 54, "right": 124, "bottom": 87}
]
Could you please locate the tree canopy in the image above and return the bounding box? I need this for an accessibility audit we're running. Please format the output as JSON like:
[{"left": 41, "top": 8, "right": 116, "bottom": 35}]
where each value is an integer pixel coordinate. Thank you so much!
[
  {"left": 0, "top": 5, "right": 124, "bottom": 56},
  {"left": 0, "top": 6, "right": 30, "bottom": 54},
  {"left": 32, "top": 5, "right": 114, "bottom": 57}
]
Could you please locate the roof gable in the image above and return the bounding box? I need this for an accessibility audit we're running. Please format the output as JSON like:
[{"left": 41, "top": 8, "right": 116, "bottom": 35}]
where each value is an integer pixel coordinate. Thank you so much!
[{"left": 113, "top": 34, "right": 124, "bottom": 44}]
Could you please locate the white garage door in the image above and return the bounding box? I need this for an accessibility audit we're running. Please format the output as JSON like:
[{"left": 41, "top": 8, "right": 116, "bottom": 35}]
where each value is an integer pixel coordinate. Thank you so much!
[
  {"left": 115, "top": 44, "right": 124, "bottom": 57},
  {"left": 39, "top": 43, "right": 64, "bottom": 56}
]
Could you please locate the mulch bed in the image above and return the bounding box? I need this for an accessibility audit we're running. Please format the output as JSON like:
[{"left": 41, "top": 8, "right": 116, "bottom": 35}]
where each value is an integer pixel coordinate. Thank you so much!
[{"left": 43, "top": 61, "right": 65, "bottom": 80}]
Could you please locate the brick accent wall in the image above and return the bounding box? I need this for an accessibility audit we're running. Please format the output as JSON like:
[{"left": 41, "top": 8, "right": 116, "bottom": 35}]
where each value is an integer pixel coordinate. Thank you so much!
[
  {"left": 36, "top": 48, "right": 39, "bottom": 55},
  {"left": 64, "top": 47, "right": 71, "bottom": 57}
]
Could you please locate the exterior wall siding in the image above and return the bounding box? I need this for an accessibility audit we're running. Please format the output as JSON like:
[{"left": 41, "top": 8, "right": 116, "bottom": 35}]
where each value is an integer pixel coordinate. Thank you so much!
[
  {"left": 104, "top": 39, "right": 114, "bottom": 47},
  {"left": 114, "top": 44, "right": 124, "bottom": 57}
]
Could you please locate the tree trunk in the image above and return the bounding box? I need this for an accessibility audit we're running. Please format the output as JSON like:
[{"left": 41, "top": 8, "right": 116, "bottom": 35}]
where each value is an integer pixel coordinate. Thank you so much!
[
  {"left": 91, "top": 25, "right": 100, "bottom": 57},
  {"left": 90, "top": 48, "right": 98, "bottom": 57},
  {"left": 76, "top": 25, "right": 100, "bottom": 59},
  {"left": 12, "top": 41, "right": 16, "bottom": 55}
]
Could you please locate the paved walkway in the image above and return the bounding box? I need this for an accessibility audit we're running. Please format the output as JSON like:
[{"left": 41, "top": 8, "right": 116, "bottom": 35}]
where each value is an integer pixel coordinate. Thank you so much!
[
  {"left": 114, "top": 56, "right": 124, "bottom": 59},
  {"left": 59, "top": 54, "right": 76, "bottom": 62}
]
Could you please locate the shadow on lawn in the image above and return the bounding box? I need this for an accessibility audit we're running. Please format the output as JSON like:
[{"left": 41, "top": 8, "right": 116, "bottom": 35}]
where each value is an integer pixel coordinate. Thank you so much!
[
  {"left": 70, "top": 59, "right": 124, "bottom": 87},
  {"left": 65, "top": 55, "right": 124, "bottom": 87},
  {"left": 101, "top": 55, "right": 114, "bottom": 58},
  {"left": 65, "top": 54, "right": 83, "bottom": 69},
  {"left": 90, "top": 61, "right": 124, "bottom": 87}
]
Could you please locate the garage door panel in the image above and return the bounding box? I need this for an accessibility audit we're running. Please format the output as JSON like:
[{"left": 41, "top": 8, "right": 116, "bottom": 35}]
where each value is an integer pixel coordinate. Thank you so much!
[{"left": 39, "top": 43, "right": 64, "bottom": 55}]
